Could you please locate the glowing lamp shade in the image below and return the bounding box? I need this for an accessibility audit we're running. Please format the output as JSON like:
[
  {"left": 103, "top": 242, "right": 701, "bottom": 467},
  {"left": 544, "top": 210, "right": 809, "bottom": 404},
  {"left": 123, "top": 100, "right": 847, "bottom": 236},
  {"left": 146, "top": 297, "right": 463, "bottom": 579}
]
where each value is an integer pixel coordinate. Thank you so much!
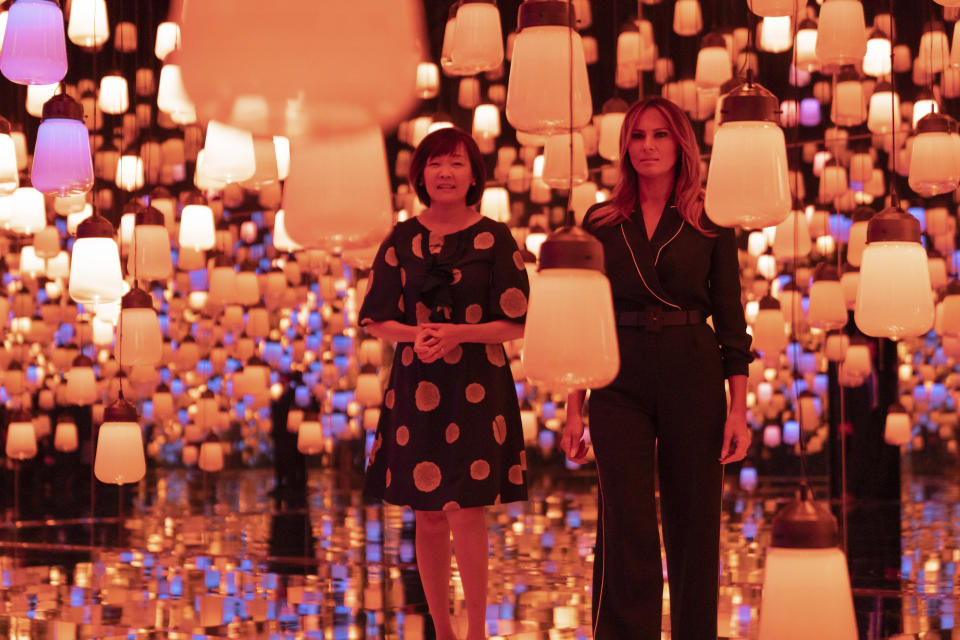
[
  {"left": 65, "top": 355, "right": 97, "bottom": 405},
  {"left": 522, "top": 228, "right": 618, "bottom": 391},
  {"left": 759, "top": 17, "right": 792, "bottom": 54},
  {"left": 673, "top": 0, "right": 703, "bottom": 36},
  {"left": 505, "top": 1, "right": 592, "bottom": 135},
  {"left": 866, "top": 83, "right": 900, "bottom": 134},
  {"left": 94, "top": 398, "right": 145, "bottom": 484},
  {"left": 695, "top": 33, "right": 732, "bottom": 89},
  {"left": 831, "top": 69, "right": 867, "bottom": 126},
  {"left": 918, "top": 24, "right": 950, "bottom": 74},
  {"left": 54, "top": 419, "right": 78, "bottom": 452},
  {"left": 748, "top": 0, "right": 801, "bottom": 16},
  {"left": 354, "top": 370, "right": 382, "bottom": 406},
  {"left": 705, "top": 83, "right": 790, "bottom": 229},
  {"left": 298, "top": 418, "right": 324, "bottom": 454},
  {"left": 178, "top": 195, "right": 216, "bottom": 251},
  {"left": 908, "top": 114, "right": 959, "bottom": 197},
  {"left": 0, "top": 119, "right": 20, "bottom": 195},
  {"left": 807, "top": 265, "right": 847, "bottom": 330},
  {"left": 154, "top": 21, "right": 180, "bottom": 60},
  {"left": 863, "top": 32, "right": 891, "bottom": 77},
  {"left": 752, "top": 296, "right": 789, "bottom": 354},
  {"left": 854, "top": 207, "right": 934, "bottom": 340},
  {"left": 202, "top": 120, "right": 256, "bottom": 183},
  {"left": 282, "top": 127, "right": 393, "bottom": 252},
  {"left": 5, "top": 412, "right": 37, "bottom": 460},
  {"left": 795, "top": 20, "right": 819, "bottom": 71},
  {"left": 473, "top": 104, "right": 501, "bottom": 142},
  {"left": 67, "top": 0, "right": 108, "bottom": 48},
  {"left": 157, "top": 60, "right": 197, "bottom": 123},
  {"left": 758, "top": 489, "right": 857, "bottom": 640},
  {"left": 448, "top": 0, "right": 504, "bottom": 75},
  {"left": 884, "top": 403, "right": 911, "bottom": 446},
  {"left": 480, "top": 187, "right": 510, "bottom": 223},
  {"left": 415, "top": 62, "right": 439, "bottom": 99},
  {"left": 542, "top": 133, "right": 588, "bottom": 188},
  {"left": 117, "top": 287, "right": 162, "bottom": 367},
  {"left": 179, "top": 0, "right": 423, "bottom": 135},
  {"left": 0, "top": 0, "right": 68, "bottom": 85},
  {"left": 69, "top": 214, "right": 123, "bottom": 305},
  {"left": 98, "top": 73, "right": 129, "bottom": 114},
  {"left": 9, "top": 186, "right": 46, "bottom": 234},
  {"left": 198, "top": 436, "right": 224, "bottom": 472},
  {"left": 272, "top": 209, "right": 303, "bottom": 252},
  {"left": 130, "top": 206, "right": 173, "bottom": 280},
  {"left": 598, "top": 99, "right": 627, "bottom": 161},
  {"left": 31, "top": 94, "right": 94, "bottom": 197},
  {"left": 814, "top": 0, "right": 866, "bottom": 70}
]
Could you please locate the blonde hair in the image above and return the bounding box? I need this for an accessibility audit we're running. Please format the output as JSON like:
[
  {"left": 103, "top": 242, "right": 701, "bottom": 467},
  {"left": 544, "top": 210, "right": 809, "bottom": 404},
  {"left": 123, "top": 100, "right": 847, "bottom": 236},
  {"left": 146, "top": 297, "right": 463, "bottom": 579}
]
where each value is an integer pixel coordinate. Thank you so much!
[{"left": 588, "top": 97, "right": 715, "bottom": 235}]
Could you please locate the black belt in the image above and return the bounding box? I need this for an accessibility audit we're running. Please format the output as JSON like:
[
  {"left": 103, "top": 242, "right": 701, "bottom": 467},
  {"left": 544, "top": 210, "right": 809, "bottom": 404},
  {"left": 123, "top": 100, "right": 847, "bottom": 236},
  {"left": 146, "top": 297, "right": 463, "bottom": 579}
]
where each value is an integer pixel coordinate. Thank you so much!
[{"left": 616, "top": 309, "right": 705, "bottom": 331}]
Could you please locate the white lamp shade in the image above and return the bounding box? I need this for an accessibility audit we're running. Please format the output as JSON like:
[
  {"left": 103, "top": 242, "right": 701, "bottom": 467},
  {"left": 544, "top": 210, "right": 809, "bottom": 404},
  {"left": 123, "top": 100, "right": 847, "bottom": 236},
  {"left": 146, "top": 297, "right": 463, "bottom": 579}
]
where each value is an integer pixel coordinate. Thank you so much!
[
  {"left": 179, "top": 203, "right": 216, "bottom": 251},
  {"left": 54, "top": 420, "right": 79, "bottom": 452},
  {"left": 354, "top": 373, "right": 382, "bottom": 406},
  {"left": 863, "top": 36, "right": 892, "bottom": 77},
  {"left": 156, "top": 63, "right": 197, "bottom": 123},
  {"left": 884, "top": 411, "right": 911, "bottom": 445},
  {"left": 673, "top": 0, "right": 703, "bottom": 36},
  {"left": 69, "top": 237, "right": 123, "bottom": 305},
  {"left": 198, "top": 440, "right": 224, "bottom": 471},
  {"left": 98, "top": 74, "right": 129, "bottom": 114},
  {"left": 506, "top": 23, "right": 592, "bottom": 134},
  {"left": 867, "top": 89, "right": 900, "bottom": 134},
  {"left": 815, "top": 0, "right": 867, "bottom": 68},
  {"left": 115, "top": 155, "right": 144, "bottom": 191},
  {"left": 908, "top": 131, "right": 959, "bottom": 197},
  {"left": 480, "top": 187, "right": 510, "bottom": 223},
  {"left": 95, "top": 421, "right": 146, "bottom": 484},
  {"left": 202, "top": 120, "right": 256, "bottom": 183},
  {"left": 759, "top": 17, "right": 792, "bottom": 54},
  {"left": 5, "top": 419, "right": 37, "bottom": 459},
  {"left": 449, "top": 1, "right": 504, "bottom": 75},
  {"left": 118, "top": 308, "right": 163, "bottom": 367},
  {"left": 918, "top": 29, "right": 950, "bottom": 74},
  {"left": 855, "top": 242, "right": 934, "bottom": 339},
  {"left": 178, "top": 0, "right": 423, "bottom": 135},
  {"left": 415, "top": 62, "right": 439, "bottom": 99},
  {"left": 831, "top": 79, "right": 867, "bottom": 126},
  {"left": 10, "top": 186, "right": 47, "bottom": 234},
  {"left": 154, "top": 21, "right": 181, "bottom": 60},
  {"left": 130, "top": 224, "right": 173, "bottom": 281},
  {"left": 758, "top": 548, "right": 857, "bottom": 640},
  {"left": 67, "top": 0, "right": 108, "bottom": 48},
  {"left": 522, "top": 269, "right": 619, "bottom": 391},
  {"left": 473, "top": 103, "right": 501, "bottom": 140},
  {"left": 807, "top": 281, "right": 847, "bottom": 330},
  {"left": 752, "top": 308, "right": 789, "bottom": 354},
  {"left": 0, "top": 0, "right": 68, "bottom": 85},
  {"left": 695, "top": 46, "right": 732, "bottom": 88},
  {"left": 282, "top": 127, "right": 393, "bottom": 252},
  {"left": 297, "top": 420, "right": 324, "bottom": 454},
  {"left": 748, "top": 0, "right": 802, "bottom": 16},
  {"left": 0, "top": 133, "right": 20, "bottom": 196},
  {"left": 541, "top": 133, "right": 588, "bottom": 188},
  {"left": 31, "top": 117, "right": 94, "bottom": 197}
]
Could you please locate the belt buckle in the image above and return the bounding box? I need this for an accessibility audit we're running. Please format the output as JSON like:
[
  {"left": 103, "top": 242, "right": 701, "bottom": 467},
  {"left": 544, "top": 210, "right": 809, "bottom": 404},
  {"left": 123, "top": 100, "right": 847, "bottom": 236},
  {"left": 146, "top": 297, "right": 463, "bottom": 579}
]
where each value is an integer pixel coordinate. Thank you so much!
[{"left": 643, "top": 308, "right": 662, "bottom": 332}]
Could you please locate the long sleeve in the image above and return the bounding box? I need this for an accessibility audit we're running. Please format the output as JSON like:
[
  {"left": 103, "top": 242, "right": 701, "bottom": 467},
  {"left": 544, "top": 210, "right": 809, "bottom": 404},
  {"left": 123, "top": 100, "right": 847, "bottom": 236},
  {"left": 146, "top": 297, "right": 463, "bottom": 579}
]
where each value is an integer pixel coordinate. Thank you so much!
[
  {"left": 358, "top": 227, "right": 406, "bottom": 326},
  {"left": 708, "top": 226, "right": 753, "bottom": 377}
]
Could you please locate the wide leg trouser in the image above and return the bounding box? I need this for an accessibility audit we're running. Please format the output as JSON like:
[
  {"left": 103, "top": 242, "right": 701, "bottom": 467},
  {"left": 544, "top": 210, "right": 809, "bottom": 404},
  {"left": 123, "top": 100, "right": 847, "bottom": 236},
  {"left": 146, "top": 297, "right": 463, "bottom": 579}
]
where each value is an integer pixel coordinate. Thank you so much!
[{"left": 588, "top": 323, "right": 727, "bottom": 640}]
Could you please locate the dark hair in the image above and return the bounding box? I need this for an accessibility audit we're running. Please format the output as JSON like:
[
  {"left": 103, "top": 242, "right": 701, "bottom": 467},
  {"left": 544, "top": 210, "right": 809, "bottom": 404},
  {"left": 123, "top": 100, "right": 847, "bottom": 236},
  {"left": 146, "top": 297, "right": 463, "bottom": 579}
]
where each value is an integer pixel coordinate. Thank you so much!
[
  {"left": 589, "top": 97, "right": 714, "bottom": 235},
  {"left": 409, "top": 127, "right": 486, "bottom": 207}
]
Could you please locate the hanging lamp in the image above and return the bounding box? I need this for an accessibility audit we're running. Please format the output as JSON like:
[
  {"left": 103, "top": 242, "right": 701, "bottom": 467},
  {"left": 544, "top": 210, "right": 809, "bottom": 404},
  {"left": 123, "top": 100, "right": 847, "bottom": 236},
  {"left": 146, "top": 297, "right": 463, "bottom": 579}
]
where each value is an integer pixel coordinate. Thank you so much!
[
  {"left": 807, "top": 264, "right": 848, "bottom": 330},
  {"left": 854, "top": 205, "right": 935, "bottom": 339},
  {"left": 705, "top": 80, "right": 791, "bottom": 228},
  {"left": 129, "top": 205, "right": 173, "bottom": 281},
  {"left": 31, "top": 94, "right": 94, "bottom": 197},
  {"left": 522, "top": 226, "right": 619, "bottom": 391},
  {"left": 66, "top": 0, "right": 108, "bottom": 49},
  {"left": 815, "top": 0, "right": 867, "bottom": 71},
  {"left": 0, "top": 0, "right": 68, "bottom": 85},
  {"left": 178, "top": 192, "right": 216, "bottom": 251},
  {"left": 448, "top": 0, "right": 504, "bottom": 75},
  {"left": 117, "top": 287, "right": 162, "bottom": 367},
  {"left": 94, "top": 396, "right": 146, "bottom": 484},
  {"left": 69, "top": 213, "right": 123, "bottom": 305},
  {"left": 908, "top": 113, "right": 959, "bottom": 197},
  {"left": 65, "top": 354, "right": 97, "bottom": 405},
  {"left": 5, "top": 409, "right": 37, "bottom": 460},
  {"left": 0, "top": 116, "right": 19, "bottom": 195}
]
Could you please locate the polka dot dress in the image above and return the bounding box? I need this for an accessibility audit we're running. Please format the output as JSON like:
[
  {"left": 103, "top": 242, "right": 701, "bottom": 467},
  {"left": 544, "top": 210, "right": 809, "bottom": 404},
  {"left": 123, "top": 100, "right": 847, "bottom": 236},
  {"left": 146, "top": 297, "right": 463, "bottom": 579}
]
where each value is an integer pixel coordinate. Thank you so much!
[{"left": 359, "top": 216, "right": 530, "bottom": 511}]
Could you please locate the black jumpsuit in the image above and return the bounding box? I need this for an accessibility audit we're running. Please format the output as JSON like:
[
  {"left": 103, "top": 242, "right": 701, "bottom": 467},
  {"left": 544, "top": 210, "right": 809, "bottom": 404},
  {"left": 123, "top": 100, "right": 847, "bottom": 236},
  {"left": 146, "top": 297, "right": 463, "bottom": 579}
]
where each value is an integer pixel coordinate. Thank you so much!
[{"left": 582, "top": 202, "right": 752, "bottom": 640}]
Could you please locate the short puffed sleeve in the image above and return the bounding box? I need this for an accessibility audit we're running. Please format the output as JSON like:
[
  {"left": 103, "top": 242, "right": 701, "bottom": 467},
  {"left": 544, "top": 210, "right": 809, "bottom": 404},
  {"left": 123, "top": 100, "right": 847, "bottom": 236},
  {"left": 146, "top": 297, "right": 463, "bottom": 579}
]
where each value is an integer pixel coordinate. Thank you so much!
[
  {"left": 486, "top": 222, "right": 530, "bottom": 323},
  {"left": 358, "top": 228, "right": 405, "bottom": 325}
]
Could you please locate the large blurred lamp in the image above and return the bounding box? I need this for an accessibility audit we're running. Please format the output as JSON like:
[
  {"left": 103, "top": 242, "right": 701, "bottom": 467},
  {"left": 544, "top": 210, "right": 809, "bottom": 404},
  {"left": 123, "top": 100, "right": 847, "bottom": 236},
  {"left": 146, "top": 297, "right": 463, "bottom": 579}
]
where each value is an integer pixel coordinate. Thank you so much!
[
  {"left": 705, "top": 81, "right": 791, "bottom": 228},
  {"left": 522, "top": 227, "right": 618, "bottom": 391},
  {"left": 815, "top": 0, "right": 867, "bottom": 71},
  {"left": 854, "top": 205, "right": 934, "bottom": 339},
  {"left": 0, "top": 117, "right": 20, "bottom": 195},
  {"left": 448, "top": 0, "right": 504, "bottom": 75},
  {"left": 67, "top": 0, "right": 108, "bottom": 48},
  {"left": 0, "top": 0, "right": 68, "bottom": 85},
  {"left": 5, "top": 410, "right": 37, "bottom": 460}
]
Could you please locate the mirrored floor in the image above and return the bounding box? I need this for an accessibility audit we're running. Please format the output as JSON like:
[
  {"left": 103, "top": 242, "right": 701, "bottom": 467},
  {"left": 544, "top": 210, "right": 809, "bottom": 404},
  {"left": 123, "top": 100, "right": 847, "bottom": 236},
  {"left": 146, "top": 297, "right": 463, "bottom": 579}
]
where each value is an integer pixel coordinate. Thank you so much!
[{"left": 0, "top": 464, "right": 956, "bottom": 639}]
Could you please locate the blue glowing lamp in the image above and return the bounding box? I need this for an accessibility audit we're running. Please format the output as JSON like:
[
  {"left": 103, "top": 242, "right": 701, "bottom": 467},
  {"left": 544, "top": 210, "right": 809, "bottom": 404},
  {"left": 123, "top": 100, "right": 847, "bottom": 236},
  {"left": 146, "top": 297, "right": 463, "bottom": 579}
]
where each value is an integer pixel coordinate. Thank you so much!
[
  {"left": 31, "top": 94, "right": 94, "bottom": 196},
  {"left": 0, "top": 0, "right": 68, "bottom": 85}
]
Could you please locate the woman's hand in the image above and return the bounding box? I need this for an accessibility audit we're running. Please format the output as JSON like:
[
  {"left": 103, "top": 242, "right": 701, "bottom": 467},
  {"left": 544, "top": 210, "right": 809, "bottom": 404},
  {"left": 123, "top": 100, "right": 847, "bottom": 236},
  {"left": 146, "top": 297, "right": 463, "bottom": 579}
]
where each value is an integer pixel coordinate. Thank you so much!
[
  {"left": 415, "top": 323, "right": 464, "bottom": 362},
  {"left": 561, "top": 409, "right": 590, "bottom": 464},
  {"left": 719, "top": 410, "right": 751, "bottom": 464}
]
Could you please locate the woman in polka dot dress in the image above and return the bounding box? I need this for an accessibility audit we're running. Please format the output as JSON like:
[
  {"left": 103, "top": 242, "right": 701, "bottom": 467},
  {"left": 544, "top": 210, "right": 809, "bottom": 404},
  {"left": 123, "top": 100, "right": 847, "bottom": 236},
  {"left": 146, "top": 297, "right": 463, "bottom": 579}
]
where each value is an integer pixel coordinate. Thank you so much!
[{"left": 359, "top": 127, "right": 529, "bottom": 640}]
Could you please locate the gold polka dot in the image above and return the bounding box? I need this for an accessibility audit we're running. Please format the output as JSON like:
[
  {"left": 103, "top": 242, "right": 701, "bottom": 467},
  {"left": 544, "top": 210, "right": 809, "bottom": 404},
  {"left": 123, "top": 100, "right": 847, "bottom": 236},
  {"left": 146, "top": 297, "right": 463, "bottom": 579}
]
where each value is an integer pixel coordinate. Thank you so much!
[
  {"left": 512, "top": 250, "right": 525, "bottom": 271},
  {"left": 486, "top": 344, "right": 506, "bottom": 367},
  {"left": 416, "top": 301, "right": 432, "bottom": 325},
  {"left": 385, "top": 246, "right": 399, "bottom": 267},
  {"left": 451, "top": 268, "right": 462, "bottom": 285},
  {"left": 494, "top": 494, "right": 501, "bottom": 506},
  {"left": 499, "top": 288, "right": 528, "bottom": 319},
  {"left": 385, "top": 468, "right": 391, "bottom": 487},
  {"left": 492, "top": 415, "right": 507, "bottom": 445},
  {"left": 368, "top": 433, "right": 381, "bottom": 465},
  {"left": 443, "top": 501, "right": 461, "bottom": 511},
  {"left": 470, "top": 459, "right": 490, "bottom": 480},
  {"left": 385, "top": 389, "right": 395, "bottom": 409},
  {"left": 474, "top": 231, "right": 495, "bottom": 250},
  {"left": 445, "top": 423, "right": 460, "bottom": 443},
  {"left": 412, "top": 234, "right": 423, "bottom": 258},
  {"left": 396, "top": 425, "right": 409, "bottom": 446},
  {"left": 443, "top": 345, "right": 463, "bottom": 364},
  {"left": 465, "top": 383, "right": 486, "bottom": 403},
  {"left": 465, "top": 304, "right": 483, "bottom": 324},
  {"left": 415, "top": 381, "right": 441, "bottom": 411},
  {"left": 400, "top": 268, "right": 406, "bottom": 286},
  {"left": 398, "top": 296, "right": 404, "bottom": 313},
  {"left": 519, "top": 450, "right": 527, "bottom": 471},
  {"left": 413, "top": 461, "right": 442, "bottom": 492},
  {"left": 401, "top": 347, "right": 414, "bottom": 366},
  {"left": 508, "top": 464, "right": 523, "bottom": 485}
]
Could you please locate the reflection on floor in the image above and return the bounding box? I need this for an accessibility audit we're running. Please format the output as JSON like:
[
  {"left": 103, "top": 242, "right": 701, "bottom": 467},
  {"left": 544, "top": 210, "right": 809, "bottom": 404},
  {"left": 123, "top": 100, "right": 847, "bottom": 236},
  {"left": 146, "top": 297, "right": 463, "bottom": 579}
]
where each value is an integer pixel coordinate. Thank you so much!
[{"left": 0, "top": 466, "right": 956, "bottom": 639}]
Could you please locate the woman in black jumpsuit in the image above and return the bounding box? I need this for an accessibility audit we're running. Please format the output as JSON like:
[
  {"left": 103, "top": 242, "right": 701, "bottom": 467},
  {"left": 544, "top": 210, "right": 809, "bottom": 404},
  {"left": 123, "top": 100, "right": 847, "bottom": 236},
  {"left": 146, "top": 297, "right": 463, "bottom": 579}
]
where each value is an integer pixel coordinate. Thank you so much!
[{"left": 561, "top": 97, "right": 753, "bottom": 640}]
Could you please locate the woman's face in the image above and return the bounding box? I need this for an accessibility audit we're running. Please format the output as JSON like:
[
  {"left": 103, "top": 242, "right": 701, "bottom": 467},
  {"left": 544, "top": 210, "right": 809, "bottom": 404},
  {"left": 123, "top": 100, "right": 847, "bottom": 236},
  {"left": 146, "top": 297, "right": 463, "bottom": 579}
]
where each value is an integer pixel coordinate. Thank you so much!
[
  {"left": 627, "top": 107, "right": 679, "bottom": 181},
  {"left": 423, "top": 144, "right": 474, "bottom": 206}
]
